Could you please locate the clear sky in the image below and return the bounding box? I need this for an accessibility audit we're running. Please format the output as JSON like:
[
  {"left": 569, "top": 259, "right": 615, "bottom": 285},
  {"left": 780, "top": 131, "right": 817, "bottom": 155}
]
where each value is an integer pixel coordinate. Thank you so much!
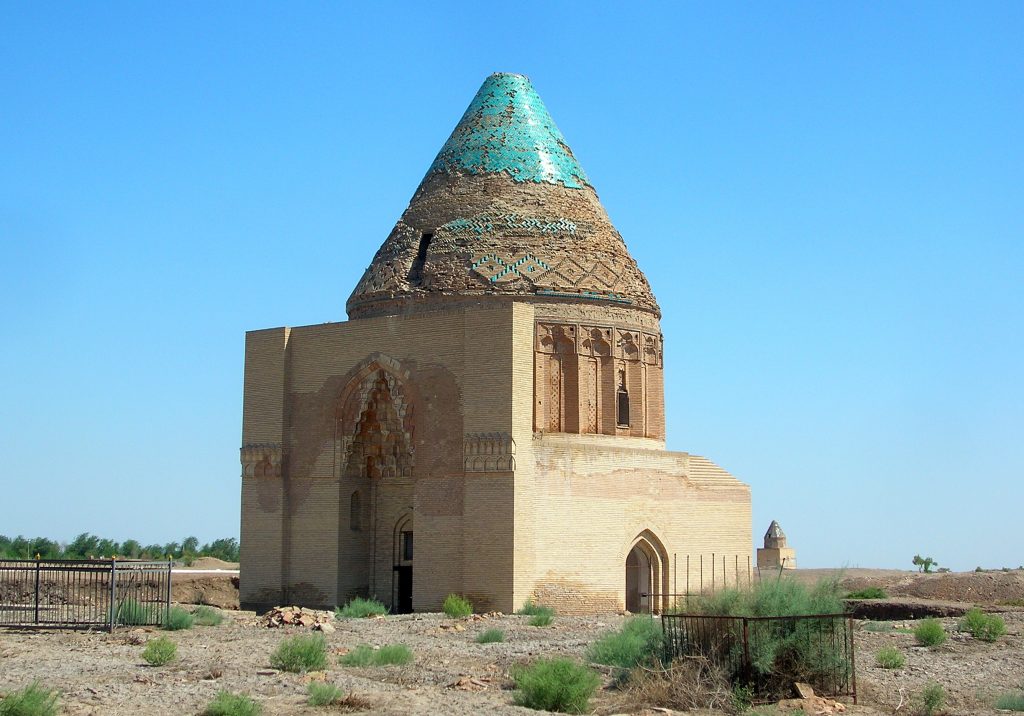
[{"left": 2, "top": 2, "right": 1021, "bottom": 571}]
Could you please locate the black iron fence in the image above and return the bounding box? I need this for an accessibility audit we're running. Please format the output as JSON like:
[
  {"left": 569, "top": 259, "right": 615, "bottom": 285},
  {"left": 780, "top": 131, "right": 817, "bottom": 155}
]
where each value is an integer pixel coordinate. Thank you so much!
[
  {"left": 662, "top": 613, "right": 856, "bottom": 702},
  {"left": 0, "top": 559, "right": 172, "bottom": 631}
]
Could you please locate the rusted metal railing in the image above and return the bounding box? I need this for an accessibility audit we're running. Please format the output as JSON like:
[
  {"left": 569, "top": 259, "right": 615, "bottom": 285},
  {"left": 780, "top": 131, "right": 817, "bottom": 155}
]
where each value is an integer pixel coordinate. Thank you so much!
[
  {"left": 0, "top": 559, "right": 172, "bottom": 631},
  {"left": 661, "top": 612, "right": 856, "bottom": 703}
]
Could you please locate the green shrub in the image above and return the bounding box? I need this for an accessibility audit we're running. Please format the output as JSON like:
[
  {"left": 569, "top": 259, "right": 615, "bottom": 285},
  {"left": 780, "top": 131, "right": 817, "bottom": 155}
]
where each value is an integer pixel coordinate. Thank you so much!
[
  {"left": 862, "top": 621, "right": 894, "bottom": 632},
  {"left": 528, "top": 607, "right": 555, "bottom": 627},
  {"left": 875, "top": 646, "right": 905, "bottom": 669},
  {"left": 587, "top": 616, "right": 663, "bottom": 669},
  {"left": 845, "top": 587, "right": 887, "bottom": 599},
  {"left": 270, "top": 634, "right": 327, "bottom": 673},
  {"left": 193, "top": 605, "right": 224, "bottom": 626},
  {"left": 201, "top": 691, "right": 262, "bottom": 716},
  {"left": 914, "top": 619, "right": 947, "bottom": 647},
  {"left": 732, "top": 684, "right": 754, "bottom": 712},
  {"left": 163, "top": 606, "right": 194, "bottom": 631},
  {"left": 0, "top": 682, "right": 60, "bottom": 716},
  {"left": 517, "top": 600, "right": 548, "bottom": 616},
  {"left": 919, "top": 682, "right": 945, "bottom": 716},
  {"left": 995, "top": 692, "right": 1024, "bottom": 711},
  {"left": 306, "top": 682, "right": 344, "bottom": 707},
  {"left": 958, "top": 608, "right": 1006, "bottom": 642},
  {"left": 142, "top": 636, "right": 177, "bottom": 666},
  {"left": 687, "top": 579, "right": 849, "bottom": 699},
  {"left": 475, "top": 628, "right": 505, "bottom": 644},
  {"left": 442, "top": 593, "right": 473, "bottom": 618},
  {"left": 512, "top": 658, "right": 601, "bottom": 714},
  {"left": 339, "top": 644, "right": 413, "bottom": 667},
  {"left": 116, "top": 598, "right": 161, "bottom": 626},
  {"left": 335, "top": 596, "right": 388, "bottom": 619},
  {"left": 692, "top": 577, "right": 845, "bottom": 617}
]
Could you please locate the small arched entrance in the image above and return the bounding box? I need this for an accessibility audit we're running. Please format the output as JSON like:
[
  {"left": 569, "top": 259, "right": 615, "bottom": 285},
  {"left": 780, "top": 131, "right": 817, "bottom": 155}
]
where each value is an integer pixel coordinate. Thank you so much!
[
  {"left": 392, "top": 514, "right": 413, "bottom": 613},
  {"left": 625, "top": 532, "right": 668, "bottom": 614}
]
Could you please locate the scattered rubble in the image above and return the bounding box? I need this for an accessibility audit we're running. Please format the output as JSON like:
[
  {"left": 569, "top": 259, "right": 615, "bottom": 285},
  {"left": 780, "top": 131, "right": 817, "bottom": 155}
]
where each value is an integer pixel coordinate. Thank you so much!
[{"left": 253, "top": 606, "right": 335, "bottom": 629}]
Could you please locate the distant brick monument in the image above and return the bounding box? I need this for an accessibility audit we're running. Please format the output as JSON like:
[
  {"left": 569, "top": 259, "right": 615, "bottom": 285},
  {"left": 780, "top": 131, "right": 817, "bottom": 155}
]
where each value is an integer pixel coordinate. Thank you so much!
[
  {"left": 239, "top": 73, "right": 752, "bottom": 614},
  {"left": 757, "top": 520, "right": 797, "bottom": 570}
]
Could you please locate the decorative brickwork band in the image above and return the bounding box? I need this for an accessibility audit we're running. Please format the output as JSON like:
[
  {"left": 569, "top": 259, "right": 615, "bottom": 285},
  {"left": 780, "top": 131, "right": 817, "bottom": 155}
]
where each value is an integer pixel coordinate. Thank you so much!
[
  {"left": 241, "top": 444, "right": 283, "bottom": 478},
  {"left": 464, "top": 432, "right": 516, "bottom": 472},
  {"left": 534, "top": 322, "right": 664, "bottom": 439}
]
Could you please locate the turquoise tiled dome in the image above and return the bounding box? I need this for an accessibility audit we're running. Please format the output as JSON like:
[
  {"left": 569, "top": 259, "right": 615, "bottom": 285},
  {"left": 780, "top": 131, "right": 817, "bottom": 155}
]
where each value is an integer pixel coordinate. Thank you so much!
[{"left": 425, "top": 73, "right": 591, "bottom": 190}]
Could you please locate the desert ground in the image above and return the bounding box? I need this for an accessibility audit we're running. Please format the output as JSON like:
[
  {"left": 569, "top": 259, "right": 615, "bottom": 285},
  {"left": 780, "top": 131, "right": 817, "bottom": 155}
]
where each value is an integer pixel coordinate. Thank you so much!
[{"left": 1, "top": 568, "right": 1022, "bottom": 715}]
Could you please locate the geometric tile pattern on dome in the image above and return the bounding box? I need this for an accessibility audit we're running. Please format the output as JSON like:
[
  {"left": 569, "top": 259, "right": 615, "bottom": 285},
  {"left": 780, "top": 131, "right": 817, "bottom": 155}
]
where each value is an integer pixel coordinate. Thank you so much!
[
  {"left": 471, "top": 253, "right": 552, "bottom": 283},
  {"left": 425, "top": 73, "right": 591, "bottom": 190},
  {"left": 469, "top": 250, "right": 635, "bottom": 304},
  {"left": 440, "top": 213, "right": 577, "bottom": 237}
]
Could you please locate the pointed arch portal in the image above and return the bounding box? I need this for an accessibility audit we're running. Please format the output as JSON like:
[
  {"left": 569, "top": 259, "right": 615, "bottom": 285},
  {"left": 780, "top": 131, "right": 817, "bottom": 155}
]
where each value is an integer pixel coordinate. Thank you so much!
[{"left": 625, "top": 531, "right": 670, "bottom": 614}]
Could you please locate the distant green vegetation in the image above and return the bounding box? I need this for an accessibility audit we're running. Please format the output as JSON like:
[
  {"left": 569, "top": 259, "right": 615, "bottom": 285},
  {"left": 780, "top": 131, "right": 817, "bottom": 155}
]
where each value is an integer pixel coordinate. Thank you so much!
[
  {"left": 339, "top": 644, "right": 413, "bottom": 667},
  {"left": 116, "top": 599, "right": 163, "bottom": 626},
  {"left": 442, "top": 594, "right": 473, "bottom": 618},
  {"left": 845, "top": 587, "right": 887, "bottom": 599},
  {"left": 518, "top": 600, "right": 556, "bottom": 626},
  {"left": 0, "top": 682, "right": 60, "bottom": 716},
  {"left": 475, "top": 628, "right": 505, "bottom": 644},
  {"left": 270, "top": 635, "right": 327, "bottom": 673},
  {"left": 306, "top": 682, "right": 344, "bottom": 707},
  {"left": 995, "top": 692, "right": 1024, "bottom": 711},
  {"left": 517, "top": 600, "right": 549, "bottom": 616},
  {"left": 335, "top": 597, "right": 388, "bottom": 619},
  {"left": 958, "top": 608, "right": 1006, "bottom": 642},
  {"left": 919, "top": 682, "right": 946, "bottom": 716},
  {"left": 0, "top": 532, "right": 239, "bottom": 562},
  {"left": 874, "top": 647, "right": 905, "bottom": 669},
  {"left": 142, "top": 637, "right": 177, "bottom": 666},
  {"left": 512, "top": 658, "right": 601, "bottom": 713},
  {"left": 193, "top": 606, "right": 224, "bottom": 626},
  {"left": 587, "top": 617, "right": 663, "bottom": 669},
  {"left": 163, "top": 606, "right": 194, "bottom": 631},
  {"left": 201, "top": 691, "right": 261, "bottom": 716},
  {"left": 690, "top": 576, "right": 844, "bottom": 617},
  {"left": 913, "top": 619, "right": 947, "bottom": 647}
]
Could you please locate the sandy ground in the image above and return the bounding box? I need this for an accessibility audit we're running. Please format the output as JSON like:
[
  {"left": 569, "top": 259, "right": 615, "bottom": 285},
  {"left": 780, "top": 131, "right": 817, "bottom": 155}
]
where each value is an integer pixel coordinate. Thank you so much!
[{"left": 2, "top": 569, "right": 1023, "bottom": 715}]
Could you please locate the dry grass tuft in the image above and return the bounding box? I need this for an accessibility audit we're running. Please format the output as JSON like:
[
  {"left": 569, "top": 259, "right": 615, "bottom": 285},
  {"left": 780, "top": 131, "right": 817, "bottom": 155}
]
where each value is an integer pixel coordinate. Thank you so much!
[{"left": 622, "top": 656, "right": 736, "bottom": 714}]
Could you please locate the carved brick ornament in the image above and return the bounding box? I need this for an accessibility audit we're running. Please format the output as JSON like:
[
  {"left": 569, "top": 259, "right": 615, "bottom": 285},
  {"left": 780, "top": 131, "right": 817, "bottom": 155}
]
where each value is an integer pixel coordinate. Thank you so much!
[
  {"left": 464, "top": 433, "right": 516, "bottom": 472},
  {"left": 241, "top": 444, "right": 283, "bottom": 478}
]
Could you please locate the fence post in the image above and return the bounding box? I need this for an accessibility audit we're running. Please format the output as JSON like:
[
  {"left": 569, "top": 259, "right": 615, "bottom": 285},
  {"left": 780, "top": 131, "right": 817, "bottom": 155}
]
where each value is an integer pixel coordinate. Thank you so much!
[
  {"left": 164, "top": 561, "right": 173, "bottom": 625},
  {"left": 108, "top": 561, "right": 117, "bottom": 633},
  {"left": 33, "top": 560, "right": 40, "bottom": 625},
  {"left": 848, "top": 616, "right": 857, "bottom": 704},
  {"left": 742, "top": 617, "right": 751, "bottom": 685}
]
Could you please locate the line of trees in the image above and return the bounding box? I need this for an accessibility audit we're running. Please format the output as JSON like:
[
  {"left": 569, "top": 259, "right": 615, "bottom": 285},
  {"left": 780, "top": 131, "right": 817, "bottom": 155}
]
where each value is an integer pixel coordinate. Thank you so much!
[{"left": 0, "top": 533, "right": 240, "bottom": 563}]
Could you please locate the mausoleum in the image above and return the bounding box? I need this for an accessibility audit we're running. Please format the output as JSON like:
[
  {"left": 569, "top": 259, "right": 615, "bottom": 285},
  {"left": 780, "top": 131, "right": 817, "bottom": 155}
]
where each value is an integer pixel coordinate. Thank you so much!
[{"left": 239, "top": 73, "right": 752, "bottom": 614}]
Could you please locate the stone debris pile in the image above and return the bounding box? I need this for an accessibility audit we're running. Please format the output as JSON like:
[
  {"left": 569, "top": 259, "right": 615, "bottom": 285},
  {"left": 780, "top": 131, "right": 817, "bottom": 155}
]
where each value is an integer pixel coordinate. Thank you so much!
[{"left": 254, "top": 606, "right": 336, "bottom": 632}]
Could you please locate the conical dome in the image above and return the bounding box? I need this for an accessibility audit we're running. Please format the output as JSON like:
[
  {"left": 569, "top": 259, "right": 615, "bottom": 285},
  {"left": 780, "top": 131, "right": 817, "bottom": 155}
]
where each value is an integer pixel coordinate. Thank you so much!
[{"left": 347, "top": 73, "right": 659, "bottom": 319}]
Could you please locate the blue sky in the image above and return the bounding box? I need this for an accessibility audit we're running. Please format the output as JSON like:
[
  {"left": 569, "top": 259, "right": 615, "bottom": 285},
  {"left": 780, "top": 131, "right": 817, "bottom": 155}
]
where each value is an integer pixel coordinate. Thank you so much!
[{"left": 2, "top": 2, "right": 1021, "bottom": 570}]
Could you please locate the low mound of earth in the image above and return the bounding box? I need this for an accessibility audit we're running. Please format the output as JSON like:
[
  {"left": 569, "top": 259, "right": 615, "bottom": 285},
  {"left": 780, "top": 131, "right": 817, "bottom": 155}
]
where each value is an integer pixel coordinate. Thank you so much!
[
  {"left": 181, "top": 557, "right": 238, "bottom": 570},
  {"left": 780, "top": 568, "right": 1024, "bottom": 606},
  {"left": 171, "top": 574, "right": 239, "bottom": 609}
]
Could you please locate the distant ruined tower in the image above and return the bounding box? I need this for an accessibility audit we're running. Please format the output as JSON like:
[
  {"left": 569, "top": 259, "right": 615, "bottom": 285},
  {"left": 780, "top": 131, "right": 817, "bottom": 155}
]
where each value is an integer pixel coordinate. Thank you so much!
[
  {"left": 757, "top": 520, "right": 796, "bottom": 570},
  {"left": 239, "top": 73, "right": 752, "bottom": 614}
]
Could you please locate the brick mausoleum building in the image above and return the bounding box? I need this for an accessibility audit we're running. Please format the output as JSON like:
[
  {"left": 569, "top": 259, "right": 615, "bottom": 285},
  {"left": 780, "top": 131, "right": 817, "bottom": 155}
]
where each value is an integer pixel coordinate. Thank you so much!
[{"left": 239, "top": 73, "right": 752, "bottom": 614}]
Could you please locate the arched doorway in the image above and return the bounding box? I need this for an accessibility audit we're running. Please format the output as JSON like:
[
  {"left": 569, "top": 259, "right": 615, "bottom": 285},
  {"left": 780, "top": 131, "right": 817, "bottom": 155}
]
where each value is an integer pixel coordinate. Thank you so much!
[
  {"left": 625, "top": 543, "right": 652, "bottom": 613},
  {"left": 336, "top": 365, "right": 415, "bottom": 609},
  {"left": 392, "top": 514, "right": 413, "bottom": 613},
  {"left": 625, "top": 532, "right": 668, "bottom": 614}
]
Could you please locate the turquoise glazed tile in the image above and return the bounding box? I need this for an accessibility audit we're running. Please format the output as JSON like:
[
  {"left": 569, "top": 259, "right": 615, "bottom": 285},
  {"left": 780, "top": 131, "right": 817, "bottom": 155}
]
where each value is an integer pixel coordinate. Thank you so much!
[{"left": 426, "top": 73, "right": 590, "bottom": 189}]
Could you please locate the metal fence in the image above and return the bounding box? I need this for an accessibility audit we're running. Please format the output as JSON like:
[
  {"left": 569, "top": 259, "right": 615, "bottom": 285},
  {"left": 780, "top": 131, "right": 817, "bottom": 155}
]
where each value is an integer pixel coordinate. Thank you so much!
[
  {"left": 0, "top": 559, "right": 172, "bottom": 631},
  {"left": 662, "top": 613, "right": 856, "bottom": 702}
]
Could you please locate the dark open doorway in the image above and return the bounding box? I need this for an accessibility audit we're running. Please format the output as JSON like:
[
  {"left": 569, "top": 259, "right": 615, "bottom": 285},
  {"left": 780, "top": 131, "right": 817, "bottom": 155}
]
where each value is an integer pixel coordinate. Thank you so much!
[{"left": 393, "top": 565, "right": 412, "bottom": 614}]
